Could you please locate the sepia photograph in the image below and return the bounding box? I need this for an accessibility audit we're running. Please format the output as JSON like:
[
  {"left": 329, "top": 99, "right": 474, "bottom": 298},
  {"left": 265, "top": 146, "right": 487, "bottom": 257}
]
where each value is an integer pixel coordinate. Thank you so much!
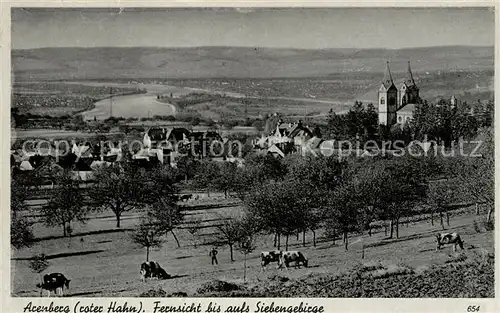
[{"left": 8, "top": 6, "right": 495, "bottom": 300}]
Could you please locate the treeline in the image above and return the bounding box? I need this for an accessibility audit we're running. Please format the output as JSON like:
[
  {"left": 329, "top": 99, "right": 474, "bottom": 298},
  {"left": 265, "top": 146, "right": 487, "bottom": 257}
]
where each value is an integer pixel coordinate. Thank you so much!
[{"left": 325, "top": 99, "right": 494, "bottom": 147}]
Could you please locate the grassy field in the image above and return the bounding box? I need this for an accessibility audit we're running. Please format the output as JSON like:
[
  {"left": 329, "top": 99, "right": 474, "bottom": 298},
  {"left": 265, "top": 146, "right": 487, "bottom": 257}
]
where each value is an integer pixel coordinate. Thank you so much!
[{"left": 11, "top": 193, "right": 494, "bottom": 297}]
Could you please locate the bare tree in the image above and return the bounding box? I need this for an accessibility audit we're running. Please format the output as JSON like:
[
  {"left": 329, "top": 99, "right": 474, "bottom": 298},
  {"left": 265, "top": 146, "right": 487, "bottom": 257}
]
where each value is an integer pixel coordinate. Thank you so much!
[
  {"left": 236, "top": 217, "right": 258, "bottom": 283},
  {"left": 187, "top": 218, "right": 203, "bottom": 248},
  {"left": 214, "top": 214, "right": 243, "bottom": 262},
  {"left": 130, "top": 213, "right": 165, "bottom": 262},
  {"left": 41, "top": 170, "right": 88, "bottom": 237}
]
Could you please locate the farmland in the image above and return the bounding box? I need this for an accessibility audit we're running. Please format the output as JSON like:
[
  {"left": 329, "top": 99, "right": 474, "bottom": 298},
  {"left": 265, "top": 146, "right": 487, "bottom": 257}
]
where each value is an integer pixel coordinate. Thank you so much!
[
  {"left": 11, "top": 46, "right": 494, "bottom": 122},
  {"left": 11, "top": 194, "right": 494, "bottom": 297}
]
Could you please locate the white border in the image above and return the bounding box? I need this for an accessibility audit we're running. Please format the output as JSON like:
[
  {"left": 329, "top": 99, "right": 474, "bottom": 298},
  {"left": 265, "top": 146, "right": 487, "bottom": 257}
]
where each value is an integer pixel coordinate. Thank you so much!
[{"left": 1, "top": 1, "right": 498, "bottom": 312}]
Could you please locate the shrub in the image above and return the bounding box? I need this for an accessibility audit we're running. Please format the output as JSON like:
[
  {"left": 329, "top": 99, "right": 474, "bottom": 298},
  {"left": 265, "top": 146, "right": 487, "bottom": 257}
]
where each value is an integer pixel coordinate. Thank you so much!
[
  {"left": 196, "top": 280, "right": 245, "bottom": 294},
  {"left": 167, "top": 292, "right": 188, "bottom": 297},
  {"left": 139, "top": 288, "right": 167, "bottom": 297},
  {"left": 445, "top": 252, "right": 468, "bottom": 264},
  {"left": 365, "top": 264, "right": 415, "bottom": 279},
  {"left": 356, "top": 262, "right": 385, "bottom": 273}
]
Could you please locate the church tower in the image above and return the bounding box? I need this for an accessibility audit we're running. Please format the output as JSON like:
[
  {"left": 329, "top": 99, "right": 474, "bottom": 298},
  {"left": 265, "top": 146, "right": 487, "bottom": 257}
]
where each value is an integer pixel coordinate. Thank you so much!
[
  {"left": 378, "top": 61, "right": 398, "bottom": 125},
  {"left": 399, "top": 61, "right": 420, "bottom": 108}
]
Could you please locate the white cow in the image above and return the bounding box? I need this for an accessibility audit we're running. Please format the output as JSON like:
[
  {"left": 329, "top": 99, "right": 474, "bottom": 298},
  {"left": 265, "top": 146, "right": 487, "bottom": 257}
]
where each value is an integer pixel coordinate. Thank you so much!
[{"left": 436, "top": 232, "right": 465, "bottom": 252}]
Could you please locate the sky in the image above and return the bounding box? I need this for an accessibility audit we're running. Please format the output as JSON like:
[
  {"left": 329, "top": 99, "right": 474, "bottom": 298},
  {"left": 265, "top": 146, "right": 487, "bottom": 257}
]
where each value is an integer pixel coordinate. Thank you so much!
[{"left": 11, "top": 7, "right": 495, "bottom": 50}]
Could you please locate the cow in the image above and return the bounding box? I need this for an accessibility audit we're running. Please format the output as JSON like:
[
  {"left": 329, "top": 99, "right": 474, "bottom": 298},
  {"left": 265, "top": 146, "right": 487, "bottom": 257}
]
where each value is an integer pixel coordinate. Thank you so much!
[
  {"left": 261, "top": 250, "right": 283, "bottom": 270},
  {"left": 279, "top": 251, "right": 308, "bottom": 270},
  {"left": 140, "top": 261, "right": 170, "bottom": 281},
  {"left": 436, "top": 232, "right": 465, "bottom": 252},
  {"left": 179, "top": 194, "right": 192, "bottom": 202},
  {"left": 36, "top": 273, "right": 70, "bottom": 297}
]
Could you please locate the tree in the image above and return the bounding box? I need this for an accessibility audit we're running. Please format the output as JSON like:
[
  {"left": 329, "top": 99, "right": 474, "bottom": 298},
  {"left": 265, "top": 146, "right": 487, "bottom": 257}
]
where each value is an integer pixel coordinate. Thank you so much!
[
  {"left": 187, "top": 218, "right": 203, "bottom": 248},
  {"left": 326, "top": 109, "right": 346, "bottom": 139},
  {"left": 284, "top": 154, "right": 344, "bottom": 246},
  {"left": 29, "top": 254, "right": 50, "bottom": 296},
  {"left": 41, "top": 170, "right": 88, "bottom": 237},
  {"left": 11, "top": 173, "right": 35, "bottom": 218},
  {"left": 192, "top": 160, "right": 219, "bottom": 197},
  {"left": 148, "top": 198, "right": 184, "bottom": 248},
  {"left": 444, "top": 128, "right": 494, "bottom": 222},
  {"left": 89, "top": 163, "right": 155, "bottom": 228},
  {"left": 214, "top": 214, "right": 243, "bottom": 262},
  {"left": 242, "top": 153, "right": 288, "bottom": 184},
  {"left": 324, "top": 181, "right": 364, "bottom": 251},
  {"left": 245, "top": 178, "right": 309, "bottom": 250},
  {"left": 236, "top": 217, "right": 258, "bottom": 283},
  {"left": 130, "top": 213, "right": 165, "bottom": 262},
  {"left": 427, "top": 180, "right": 458, "bottom": 230},
  {"left": 212, "top": 162, "right": 238, "bottom": 198},
  {"left": 375, "top": 157, "right": 426, "bottom": 238},
  {"left": 175, "top": 155, "right": 200, "bottom": 182},
  {"left": 11, "top": 216, "right": 35, "bottom": 249}
]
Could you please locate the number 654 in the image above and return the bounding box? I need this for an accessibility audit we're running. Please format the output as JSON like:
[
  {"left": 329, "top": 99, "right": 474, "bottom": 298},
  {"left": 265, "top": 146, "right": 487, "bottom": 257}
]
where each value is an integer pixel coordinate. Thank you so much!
[{"left": 467, "top": 305, "right": 480, "bottom": 312}]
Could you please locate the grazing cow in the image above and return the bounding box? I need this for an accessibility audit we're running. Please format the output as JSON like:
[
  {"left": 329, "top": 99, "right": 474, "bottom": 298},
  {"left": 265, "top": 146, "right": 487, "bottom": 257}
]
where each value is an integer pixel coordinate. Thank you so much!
[
  {"left": 140, "top": 261, "right": 170, "bottom": 281},
  {"left": 155, "top": 262, "right": 171, "bottom": 279},
  {"left": 179, "top": 194, "right": 192, "bottom": 202},
  {"left": 261, "top": 250, "right": 283, "bottom": 270},
  {"left": 36, "top": 273, "right": 70, "bottom": 297},
  {"left": 279, "top": 251, "right": 308, "bottom": 270},
  {"left": 436, "top": 232, "right": 464, "bottom": 252}
]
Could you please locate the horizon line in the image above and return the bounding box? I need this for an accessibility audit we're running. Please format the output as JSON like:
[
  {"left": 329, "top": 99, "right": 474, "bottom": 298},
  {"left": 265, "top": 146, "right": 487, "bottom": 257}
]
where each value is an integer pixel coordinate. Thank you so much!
[{"left": 12, "top": 44, "right": 494, "bottom": 51}]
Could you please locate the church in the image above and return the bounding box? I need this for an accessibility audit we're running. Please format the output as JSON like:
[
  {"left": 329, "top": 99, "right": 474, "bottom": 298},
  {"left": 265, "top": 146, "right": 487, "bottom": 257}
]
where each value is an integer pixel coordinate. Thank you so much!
[{"left": 378, "top": 61, "right": 421, "bottom": 126}]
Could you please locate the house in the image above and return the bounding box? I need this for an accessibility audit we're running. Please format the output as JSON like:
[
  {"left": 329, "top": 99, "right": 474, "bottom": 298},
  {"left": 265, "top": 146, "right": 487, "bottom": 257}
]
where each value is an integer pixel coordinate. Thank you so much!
[
  {"left": 71, "top": 143, "right": 93, "bottom": 159},
  {"left": 190, "top": 131, "right": 223, "bottom": 159},
  {"left": 142, "top": 127, "right": 192, "bottom": 163},
  {"left": 256, "top": 119, "right": 315, "bottom": 157}
]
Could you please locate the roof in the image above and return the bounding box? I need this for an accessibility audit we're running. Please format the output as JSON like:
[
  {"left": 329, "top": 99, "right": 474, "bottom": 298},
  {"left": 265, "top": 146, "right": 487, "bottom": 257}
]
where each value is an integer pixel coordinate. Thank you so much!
[
  {"left": 381, "top": 61, "right": 396, "bottom": 90},
  {"left": 90, "top": 161, "right": 112, "bottom": 171},
  {"left": 72, "top": 144, "right": 92, "bottom": 158},
  {"left": 71, "top": 171, "right": 95, "bottom": 181},
  {"left": 403, "top": 61, "right": 417, "bottom": 88},
  {"left": 397, "top": 103, "right": 416, "bottom": 113},
  {"left": 19, "top": 160, "right": 33, "bottom": 171},
  {"left": 268, "top": 144, "right": 285, "bottom": 158},
  {"left": 11, "top": 153, "right": 23, "bottom": 163},
  {"left": 306, "top": 137, "right": 323, "bottom": 150},
  {"left": 255, "top": 136, "right": 268, "bottom": 148},
  {"left": 276, "top": 122, "right": 312, "bottom": 138}
]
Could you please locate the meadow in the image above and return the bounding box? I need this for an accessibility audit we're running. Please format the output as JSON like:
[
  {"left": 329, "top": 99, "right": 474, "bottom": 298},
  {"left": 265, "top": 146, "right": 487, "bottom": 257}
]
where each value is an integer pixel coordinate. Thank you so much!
[{"left": 11, "top": 192, "right": 494, "bottom": 297}]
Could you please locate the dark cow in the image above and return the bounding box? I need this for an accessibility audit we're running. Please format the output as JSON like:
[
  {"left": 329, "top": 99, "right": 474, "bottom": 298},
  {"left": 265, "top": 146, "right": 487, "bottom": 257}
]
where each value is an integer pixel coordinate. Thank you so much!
[
  {"left": 261, "top": 250, "right": 282, "bottom": 270},
  {"left": 279, "top": 251, "right": 308, "bottom": 270},
  {"left": 436, "top": 232, "right": 464, "bottom": 252},
  {"left": 36, "top": 273, "right": 70, "bottom": 297},
  {"left": 179, "top": 194, "right": 192, "bottom": 202},
  {"left": 140, "top": 261, "right": 170, "bottom": 281}
]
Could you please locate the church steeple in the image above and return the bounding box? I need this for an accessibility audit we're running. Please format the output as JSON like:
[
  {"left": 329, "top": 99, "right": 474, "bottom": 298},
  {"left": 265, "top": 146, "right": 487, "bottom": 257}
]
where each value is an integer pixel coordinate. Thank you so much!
[
  {"left": 382, "top": 61, "right": 395, "bottom": 89},
  {"left": 405, "top": 61, "right": 416, "bottom": 86}
]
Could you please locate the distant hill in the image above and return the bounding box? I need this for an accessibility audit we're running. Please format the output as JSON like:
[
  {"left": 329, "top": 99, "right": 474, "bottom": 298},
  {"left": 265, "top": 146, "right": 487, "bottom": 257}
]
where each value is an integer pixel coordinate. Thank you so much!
[{"left": 12, "top": 46, "right": 494, "bottom": 81}]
